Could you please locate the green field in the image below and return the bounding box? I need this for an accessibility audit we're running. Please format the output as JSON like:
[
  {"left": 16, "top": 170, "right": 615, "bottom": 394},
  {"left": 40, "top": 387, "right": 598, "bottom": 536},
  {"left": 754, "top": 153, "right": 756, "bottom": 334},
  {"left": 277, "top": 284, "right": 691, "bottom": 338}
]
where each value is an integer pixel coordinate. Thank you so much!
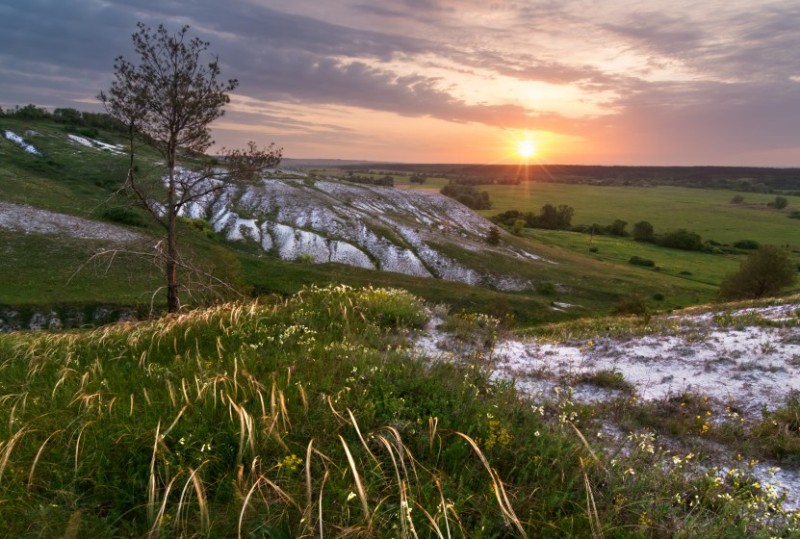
[
  {"left": 480, "top": 183, "right": 800, "bottom": 248},
  {"left": 382, "top": 171, "right": 799, "bottom": 249}
]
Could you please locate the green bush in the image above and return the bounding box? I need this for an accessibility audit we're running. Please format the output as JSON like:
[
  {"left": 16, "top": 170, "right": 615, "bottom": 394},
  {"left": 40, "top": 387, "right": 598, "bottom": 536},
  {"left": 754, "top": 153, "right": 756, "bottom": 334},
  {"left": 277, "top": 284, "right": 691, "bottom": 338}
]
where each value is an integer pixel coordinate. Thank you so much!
[
  {"left": 629, "top": 255, "right": 656, "bottom": 267},
  {"left": 101, "top": 206, "right": 148, "bottom": 227},
  {"left": 733, "top": 239, "right": 760, "bottom": 250},
  {"left": 719, "top": 245, "right": 797, "bottom": 300}
]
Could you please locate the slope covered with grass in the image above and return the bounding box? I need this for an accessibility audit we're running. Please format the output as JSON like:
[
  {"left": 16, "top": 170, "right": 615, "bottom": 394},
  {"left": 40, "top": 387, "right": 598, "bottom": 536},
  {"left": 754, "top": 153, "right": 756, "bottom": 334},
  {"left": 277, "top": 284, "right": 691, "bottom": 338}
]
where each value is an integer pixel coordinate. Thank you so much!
[
  {"left": 1, "top": 114, "right": 722, "bottom": 327},
  {"left": 1, "top": 286, "right": 796, "bottom": 537}
]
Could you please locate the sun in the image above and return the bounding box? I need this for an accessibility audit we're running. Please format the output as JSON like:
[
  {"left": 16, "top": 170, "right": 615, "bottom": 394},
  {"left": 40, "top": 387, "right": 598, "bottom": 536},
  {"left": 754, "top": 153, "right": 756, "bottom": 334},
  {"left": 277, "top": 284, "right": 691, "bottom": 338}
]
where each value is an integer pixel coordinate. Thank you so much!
[{"left": 516, "top": 138, "right": 537, "bottom": 159}]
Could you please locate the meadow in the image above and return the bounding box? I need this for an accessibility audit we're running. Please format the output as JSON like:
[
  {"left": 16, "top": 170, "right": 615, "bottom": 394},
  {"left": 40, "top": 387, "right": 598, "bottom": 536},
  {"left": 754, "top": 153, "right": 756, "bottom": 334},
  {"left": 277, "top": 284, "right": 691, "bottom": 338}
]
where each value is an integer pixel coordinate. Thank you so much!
[{"left": 1, "top": 285, "right": 797, "bottom": 537}]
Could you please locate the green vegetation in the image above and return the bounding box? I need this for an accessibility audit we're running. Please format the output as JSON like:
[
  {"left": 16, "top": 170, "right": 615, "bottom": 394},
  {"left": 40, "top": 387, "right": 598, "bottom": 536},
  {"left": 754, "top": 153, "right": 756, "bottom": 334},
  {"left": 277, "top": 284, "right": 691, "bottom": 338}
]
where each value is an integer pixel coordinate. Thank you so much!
[
  {"left": 719, "top": 245, "right": 797, "bottom": 300},
  {"left": 440, "top": 182, "right": 492, "bottom": 209},
  {"left": 1, "top": 286, "right": 796, "bottom": 536},
  {"left": 481, "top": 183, "right": 800, "bottom": 248}
]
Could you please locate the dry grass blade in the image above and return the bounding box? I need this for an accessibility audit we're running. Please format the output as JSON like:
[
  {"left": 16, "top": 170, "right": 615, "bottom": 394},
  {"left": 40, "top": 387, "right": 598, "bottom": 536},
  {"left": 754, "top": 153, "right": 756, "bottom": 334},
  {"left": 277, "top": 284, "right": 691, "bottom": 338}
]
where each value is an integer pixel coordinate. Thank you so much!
[
  {"left": 569, "top": 421, "right": 602, "bottom": 468},
  {"left": 325, "top": 395, "right": 348, "bottom": 424},
  {"left": 414, "top": 500, "right": 445, "bottom": 539},
  {"left": 339, "top": 435, "right": 371, "bottom": 520},
  {"left": 454, "top": 432, "right": 527, "bottom": 538},
  {"left": 428, "top": 416, "right": 439, "bottom": 450},
  {"left": 147, "top": 473, "right": 180, "bottom": 539},
  {"left": 374, "top": 435, "right": 407, "bottom": 536},
  {"left": 305, "top": 439, "right": 315, "bottom": 507},
  {"left": 0, "top": 426, "right": 28, "bottom": 484},
  {"left": 63, "top": 510, "right": 82, "bottom": 539},
  {"left": 581, "top": 457, "right": 603, "bottom": 539},
  {"left": 237, "top": 475, "right": 301, "bottom": 539},
  {"left": 383, "top": 425, "right": 425, "bottom": 497},
  {"left": 160, "top": 404, "right": 189, "bottom": 440},
  {"left": 296, "top": 382, "right": 308, "bottom": 414},
  {"left": 228, "top": 396, "right": 256, "bottom": 461},
  {"left": 176, "top": 464, "right": 210, "bottom": 535},
  {"left": 318, "top": 469, "right": 329, "bottom": 539},
  {"left": 347, "top": 408, "right": 380, "bottom": 466},
  {"left": 73, "top": 421, "right": 94, "bottom": 474},
  {"left": 28, "top": 429, "right": 63, "bottom": 489},
  {"left": 435, "top": 479, "right": 453, "bottom": 539},
  {"left": 147, "top": 422, "right": 161, "bottom": 523}
]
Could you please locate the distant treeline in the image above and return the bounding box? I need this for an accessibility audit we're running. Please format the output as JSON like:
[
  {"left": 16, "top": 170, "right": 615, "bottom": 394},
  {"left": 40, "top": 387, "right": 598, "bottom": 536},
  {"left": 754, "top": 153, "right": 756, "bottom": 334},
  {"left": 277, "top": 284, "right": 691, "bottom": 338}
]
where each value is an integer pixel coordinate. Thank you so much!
[{"left": 341, "top": 162, "right": 800, "bottom": 195}]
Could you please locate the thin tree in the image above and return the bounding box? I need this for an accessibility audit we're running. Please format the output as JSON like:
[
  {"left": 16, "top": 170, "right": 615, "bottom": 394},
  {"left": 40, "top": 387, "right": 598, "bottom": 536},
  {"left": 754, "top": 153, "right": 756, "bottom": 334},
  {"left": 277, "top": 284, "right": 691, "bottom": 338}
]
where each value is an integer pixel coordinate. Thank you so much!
[{"left": 99, "top": 23, "right": 281, "bottom": 312}]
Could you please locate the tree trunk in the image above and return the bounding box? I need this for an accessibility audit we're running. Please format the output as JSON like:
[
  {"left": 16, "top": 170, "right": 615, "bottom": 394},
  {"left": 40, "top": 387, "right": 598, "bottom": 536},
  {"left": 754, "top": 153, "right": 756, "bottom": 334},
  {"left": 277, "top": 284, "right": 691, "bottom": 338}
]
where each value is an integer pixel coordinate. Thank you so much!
[{"left": 166, "top": 163, "right": 180, "bottom": 313}]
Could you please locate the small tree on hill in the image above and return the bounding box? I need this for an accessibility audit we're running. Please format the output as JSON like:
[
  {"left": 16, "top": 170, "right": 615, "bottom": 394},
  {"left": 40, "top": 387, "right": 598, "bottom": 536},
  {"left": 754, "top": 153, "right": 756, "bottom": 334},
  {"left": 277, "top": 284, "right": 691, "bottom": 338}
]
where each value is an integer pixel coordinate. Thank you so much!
[
  {"left": 99, "top": 23, "right": 281, "bottom": 312},
  {"left": 719, "top": 245, "right": 797, "bottom": 300}
]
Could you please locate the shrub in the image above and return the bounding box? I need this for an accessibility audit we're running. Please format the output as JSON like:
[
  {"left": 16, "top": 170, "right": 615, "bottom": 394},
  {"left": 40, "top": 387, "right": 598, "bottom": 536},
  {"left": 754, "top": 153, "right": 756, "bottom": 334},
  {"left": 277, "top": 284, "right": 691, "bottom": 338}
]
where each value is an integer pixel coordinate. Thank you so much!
[
  {"left": 657, "top": 229, "right": 703, "bottom": 251},
  {"left": 733, "top": 239, "right": 759, "bottom": 250},
  {"left": 615, "top": 295, "right": 648, "bottom": 315},
  {"left": 632, "top": 221, "right": 654, "bottom": 242},
  {"left": 485, "top": 226, "right": 501, "bottom": 245},
  {"left": 789, "top": 210, "right": 800, "bottom": 220},
  {"left": 101, "top": 206, "right": 148, "bottom": 227},
  {"left": 719, "top": 245, "right": 797, "bottom": 300},
  {"left": 629, "top": 256, "right": 656, "bottom": 267},
  {"left": 768, "top": 196, "right": 789, "bottom": 209},
  {"left": 607, "top": 219, "right": 628, "bottom": 236},
  {"left": 536, "top": 281, "right": 557, "bottom": 295},
  {"left": 730, "top": 194, "right": 745, "bottom": 204}
]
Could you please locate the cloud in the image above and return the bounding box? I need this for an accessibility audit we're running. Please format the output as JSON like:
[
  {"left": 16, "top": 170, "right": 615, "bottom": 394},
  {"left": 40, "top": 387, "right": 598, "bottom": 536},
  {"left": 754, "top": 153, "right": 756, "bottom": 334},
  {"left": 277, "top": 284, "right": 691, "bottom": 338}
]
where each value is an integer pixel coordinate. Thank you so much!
[{"left": 1, "top": 0, "right": 798, "bottom": 164}]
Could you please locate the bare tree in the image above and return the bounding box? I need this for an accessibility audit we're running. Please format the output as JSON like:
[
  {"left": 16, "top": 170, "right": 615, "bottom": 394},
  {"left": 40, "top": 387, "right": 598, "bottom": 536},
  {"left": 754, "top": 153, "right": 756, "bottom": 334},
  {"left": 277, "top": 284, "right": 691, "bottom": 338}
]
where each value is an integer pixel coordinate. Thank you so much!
[{"left": 99, "top": 23, "right": 281, "bottom": 312}]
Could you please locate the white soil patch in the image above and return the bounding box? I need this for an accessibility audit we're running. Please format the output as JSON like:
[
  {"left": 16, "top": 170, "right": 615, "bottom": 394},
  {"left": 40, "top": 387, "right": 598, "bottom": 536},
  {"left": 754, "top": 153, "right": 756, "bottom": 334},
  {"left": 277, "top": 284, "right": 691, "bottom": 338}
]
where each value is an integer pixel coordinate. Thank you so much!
[
  {"left": 415, "top": 302, "right": 800, "bottom": 509},
  {"left": 4, "top": 130, "right": 40, "bottom": 155},
  {"left": 67, "top": 134, "right": 125, "bottom": 155},
  {"left": 0, "top": 201, "right": 145, "bottom": 243}
]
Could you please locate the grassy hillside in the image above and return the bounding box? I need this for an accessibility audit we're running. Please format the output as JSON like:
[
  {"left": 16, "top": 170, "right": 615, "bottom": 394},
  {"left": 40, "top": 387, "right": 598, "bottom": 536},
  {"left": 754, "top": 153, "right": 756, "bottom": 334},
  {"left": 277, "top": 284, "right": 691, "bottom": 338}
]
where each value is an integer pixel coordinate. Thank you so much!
[
  {"left": 1, "top": 286, "right": 795, "bottom": 537},
  {"left": 1, "top": 115, "right": 730, "bottom": 326}
]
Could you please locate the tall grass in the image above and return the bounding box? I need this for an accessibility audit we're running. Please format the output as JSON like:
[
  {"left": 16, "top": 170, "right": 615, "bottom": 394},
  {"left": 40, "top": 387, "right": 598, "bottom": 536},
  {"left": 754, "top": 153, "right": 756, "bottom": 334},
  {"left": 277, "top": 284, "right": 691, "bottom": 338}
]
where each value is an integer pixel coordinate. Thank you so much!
[{"left": 0, "top": 285, "right": 796, "bottom": 536}]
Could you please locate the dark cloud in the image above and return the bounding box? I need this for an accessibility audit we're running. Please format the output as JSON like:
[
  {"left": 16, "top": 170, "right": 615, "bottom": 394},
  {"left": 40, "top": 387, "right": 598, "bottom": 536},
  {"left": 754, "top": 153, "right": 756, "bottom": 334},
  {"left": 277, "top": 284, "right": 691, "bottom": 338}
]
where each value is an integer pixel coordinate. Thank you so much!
[{"left": 1, "top": 0, "right": 798, "bottom": 164}]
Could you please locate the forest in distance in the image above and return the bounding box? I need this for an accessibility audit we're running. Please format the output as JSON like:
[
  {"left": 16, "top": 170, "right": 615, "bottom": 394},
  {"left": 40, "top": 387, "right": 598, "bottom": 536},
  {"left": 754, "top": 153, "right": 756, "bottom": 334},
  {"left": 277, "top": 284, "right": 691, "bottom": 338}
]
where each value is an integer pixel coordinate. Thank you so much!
[{"left": 337, "top": 162, "right": 800, "bottom": 193}]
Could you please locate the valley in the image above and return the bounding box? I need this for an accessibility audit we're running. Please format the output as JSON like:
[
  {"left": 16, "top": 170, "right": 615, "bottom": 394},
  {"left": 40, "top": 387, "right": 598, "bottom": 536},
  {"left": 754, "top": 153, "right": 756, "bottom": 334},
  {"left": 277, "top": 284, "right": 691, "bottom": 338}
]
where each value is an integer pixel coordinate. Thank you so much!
[{"left": 1, "top": 112, "right": 799, "bottom": 537}]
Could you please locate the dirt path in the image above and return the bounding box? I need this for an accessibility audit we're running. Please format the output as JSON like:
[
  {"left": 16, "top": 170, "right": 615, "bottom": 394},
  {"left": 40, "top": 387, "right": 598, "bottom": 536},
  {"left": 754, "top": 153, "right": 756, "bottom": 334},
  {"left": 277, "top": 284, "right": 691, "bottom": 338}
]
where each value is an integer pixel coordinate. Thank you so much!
[{"left": 0, "top": 201, "right": 145, "bottom": 243}]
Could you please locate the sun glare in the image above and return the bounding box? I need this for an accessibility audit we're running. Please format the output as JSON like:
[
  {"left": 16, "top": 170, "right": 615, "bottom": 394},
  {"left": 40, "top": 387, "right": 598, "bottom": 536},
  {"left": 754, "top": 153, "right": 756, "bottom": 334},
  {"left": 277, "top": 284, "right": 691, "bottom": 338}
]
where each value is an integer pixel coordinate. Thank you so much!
[{"left": 517, "top": 138, "right": 537, "bottom": 159}]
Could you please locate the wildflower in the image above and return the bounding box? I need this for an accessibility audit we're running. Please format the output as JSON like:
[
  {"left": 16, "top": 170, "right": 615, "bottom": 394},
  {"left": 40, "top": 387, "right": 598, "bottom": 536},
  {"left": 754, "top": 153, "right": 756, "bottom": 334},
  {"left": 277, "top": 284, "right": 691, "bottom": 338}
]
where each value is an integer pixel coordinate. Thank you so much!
[{"left": 277, "top": 453, "right": 303, "bottom": 473}]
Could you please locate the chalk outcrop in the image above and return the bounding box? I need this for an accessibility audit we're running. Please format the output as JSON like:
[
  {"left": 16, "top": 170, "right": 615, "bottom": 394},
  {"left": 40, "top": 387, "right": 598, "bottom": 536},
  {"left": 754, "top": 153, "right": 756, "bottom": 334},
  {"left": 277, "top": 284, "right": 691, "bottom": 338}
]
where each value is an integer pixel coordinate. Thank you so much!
[{"left": 183, "top": 176, "right": 548, "bottom": 290}]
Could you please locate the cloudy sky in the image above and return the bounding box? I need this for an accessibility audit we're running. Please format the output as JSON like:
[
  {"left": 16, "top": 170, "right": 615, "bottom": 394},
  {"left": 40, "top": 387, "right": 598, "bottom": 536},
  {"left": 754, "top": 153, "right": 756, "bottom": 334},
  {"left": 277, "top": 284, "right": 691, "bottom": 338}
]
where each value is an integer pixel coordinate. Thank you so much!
[{"left": 1, "top": 0, "right": 799, "bottom": 165}]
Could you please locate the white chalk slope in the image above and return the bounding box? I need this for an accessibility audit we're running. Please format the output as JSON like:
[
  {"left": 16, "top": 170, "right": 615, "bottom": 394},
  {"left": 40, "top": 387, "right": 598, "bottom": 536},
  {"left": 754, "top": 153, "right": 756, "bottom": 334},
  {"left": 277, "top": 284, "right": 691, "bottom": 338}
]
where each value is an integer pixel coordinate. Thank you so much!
[{"left": 184, "top": 175, "right": 548, "bottom": 290}]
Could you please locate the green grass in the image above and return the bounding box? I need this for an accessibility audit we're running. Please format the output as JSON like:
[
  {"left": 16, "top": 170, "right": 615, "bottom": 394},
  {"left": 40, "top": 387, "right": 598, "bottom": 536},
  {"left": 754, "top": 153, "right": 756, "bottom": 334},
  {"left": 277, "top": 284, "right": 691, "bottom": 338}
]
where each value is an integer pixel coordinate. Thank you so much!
[
  {"left": 479, "top": 183, "right": 800, "bottom": 249},
  {"left": 1, "top": 286, "right": 795, "bottom": 537},
  {"left": 0, "top": 117, "right": 138, "bottom": 216},
  {"left": 524, "top": 229, "right": 741, "bottom": 286},
  {"left": 0, "top": 230, "right": 162, "bottom": 305}
]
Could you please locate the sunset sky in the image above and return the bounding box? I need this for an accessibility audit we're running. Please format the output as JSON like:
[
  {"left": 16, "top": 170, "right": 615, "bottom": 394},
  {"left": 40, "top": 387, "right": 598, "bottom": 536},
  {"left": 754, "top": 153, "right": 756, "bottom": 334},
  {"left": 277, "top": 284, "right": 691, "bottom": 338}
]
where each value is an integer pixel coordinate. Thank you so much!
[{"left": 1, "top": 0, "right": 799, "bottom": 165}]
